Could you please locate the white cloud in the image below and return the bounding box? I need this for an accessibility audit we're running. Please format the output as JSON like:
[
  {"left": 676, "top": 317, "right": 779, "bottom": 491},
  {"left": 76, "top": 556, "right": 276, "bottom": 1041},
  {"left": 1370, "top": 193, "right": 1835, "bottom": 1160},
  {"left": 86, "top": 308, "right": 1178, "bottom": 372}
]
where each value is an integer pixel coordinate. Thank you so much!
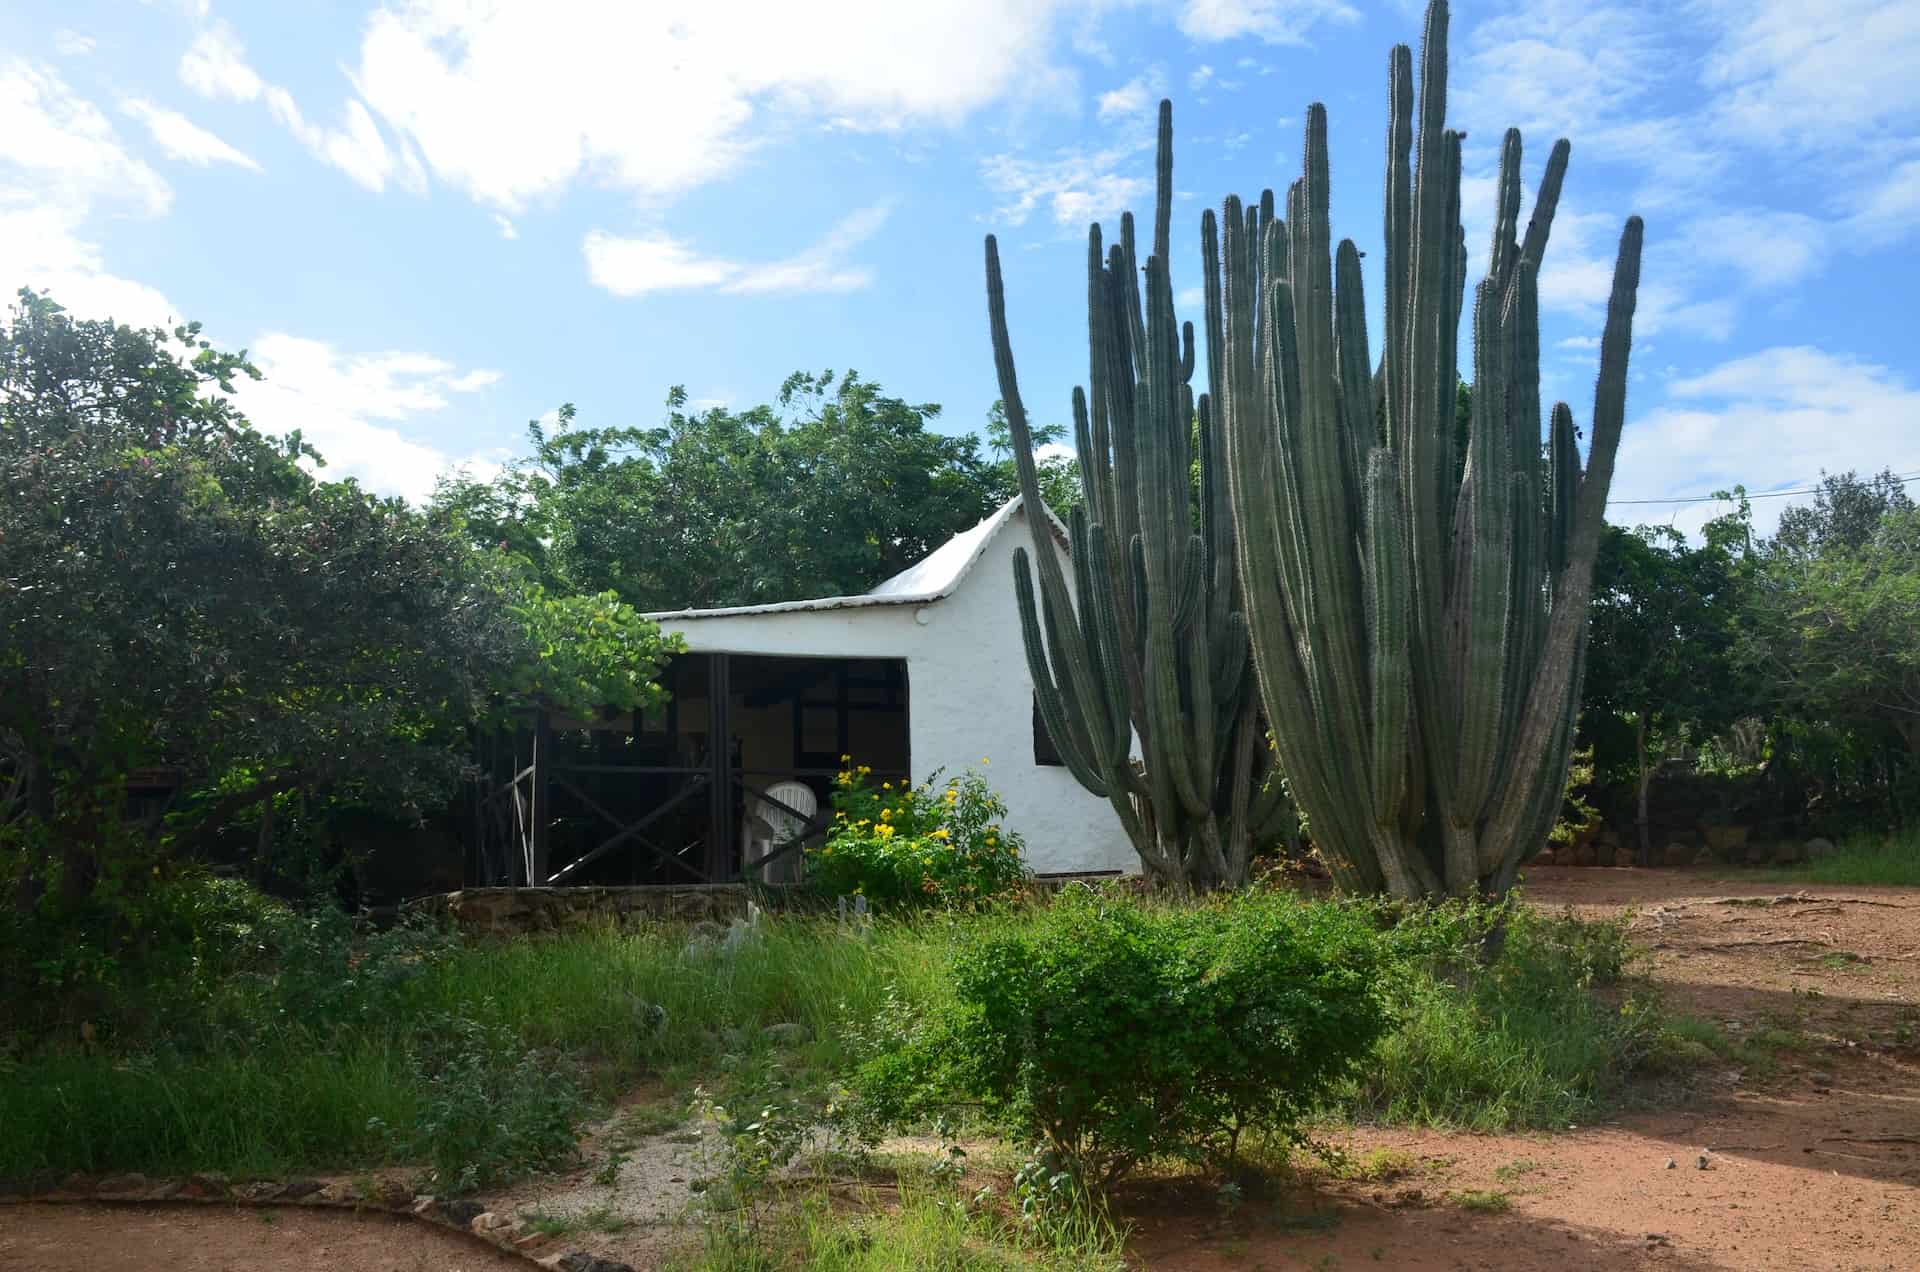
[
  {"left": 53, "top": 31, "right": 96, "bottom": 57},
  {"left": 0, "top": 61, "right": 178, "bottom": 327},
  {"left": 1175, "top": 285, "right": 1204, "bottom": 310},
  {"left": 122, "top": 99, "right": 261, "bottom": 171},
  {"left": 1178, "top": 0, "right": 1359, "bottom": 44},
  {"left": 1851, "top": 159, "right": 1920, "bottom": 244},
  {"left": 349, "top": 0, "right": 1083, "bottom": 213},
  {"left": 179, "top": 20, "right": 399, "bottom": 193},
  {"left": 1700, "top": 0, "right": 1920, "bottom": 145},
  {"left": 0, "top": 61, "right": 171, "bottom": 218},
  {"left": 981, "top": 141, "right": 1152, "bottom": 229},
  {"left": 1097, "top": 70, "right": 1163, "bottom": 124},
  {"left": 179, "top": 23, "right": 263, "bottom": 102},
  {"left": 1610, "top": 347, "right": 1920, "bottom": 538},
  {"left": 584, "top": 203, "right": 892, "bottom": 298},
  {"left": 0, "top": 203, "right": 178, "bottom": 329},
  {"left": 1679, "top": 210, "right": 1828, "bottom": 291},
  {"left": 492, "top": 213, "right": 519, "bottom": 240},
  {"left": 235, "top": 334, "right": 504, "bottom": 505},
  {"left": 1188, "top": 64, "right": 1214, "bottom": 93}
]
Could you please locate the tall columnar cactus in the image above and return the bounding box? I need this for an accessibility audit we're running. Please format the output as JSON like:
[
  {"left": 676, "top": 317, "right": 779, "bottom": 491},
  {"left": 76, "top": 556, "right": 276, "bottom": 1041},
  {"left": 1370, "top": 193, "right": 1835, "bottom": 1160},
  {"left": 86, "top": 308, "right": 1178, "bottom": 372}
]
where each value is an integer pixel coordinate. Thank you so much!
[
  {"left": 985, "top": 104, "right": 1292, "bottom": 890},
  {"left": 1216, "top": 0, "right": 1643, "bottom": 897}
]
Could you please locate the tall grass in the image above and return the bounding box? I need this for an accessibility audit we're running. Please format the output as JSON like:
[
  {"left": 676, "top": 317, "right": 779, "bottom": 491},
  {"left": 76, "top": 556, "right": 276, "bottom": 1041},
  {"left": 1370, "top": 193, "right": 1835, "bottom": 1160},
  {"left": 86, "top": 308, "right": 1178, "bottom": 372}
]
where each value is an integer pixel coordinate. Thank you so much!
[
  {"left": 1741, "top": 829, "right": 1920, "bottom": 887},
  {"left": 0, "top": 886, "right": 1669, "bottom": 1182}
]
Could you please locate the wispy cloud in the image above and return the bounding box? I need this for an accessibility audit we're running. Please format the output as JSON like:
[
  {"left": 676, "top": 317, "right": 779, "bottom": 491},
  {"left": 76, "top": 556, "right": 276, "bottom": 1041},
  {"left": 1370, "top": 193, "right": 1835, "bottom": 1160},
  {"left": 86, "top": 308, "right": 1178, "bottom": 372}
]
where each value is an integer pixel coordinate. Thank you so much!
[
  {"left": 122, "top": 99, "right": 261, "bottom": 171},
  {"left": 1096, "top": 69, "right": 1163, "bottom": 124},
  {"left": 1177, "top": 0, "right": 1360, "bottom": 46},
  {"left": 980, "top": 140, "right": 1151, "bottom": 229},
  {"left": 179, "top": 20, "right": 399, "bottom": 193},
  {"left": 1611, "top": 346, "right": 1920, "bottom": 537},
  {"left": 584, "top": 203, "right": 893, "bottom": 298}
]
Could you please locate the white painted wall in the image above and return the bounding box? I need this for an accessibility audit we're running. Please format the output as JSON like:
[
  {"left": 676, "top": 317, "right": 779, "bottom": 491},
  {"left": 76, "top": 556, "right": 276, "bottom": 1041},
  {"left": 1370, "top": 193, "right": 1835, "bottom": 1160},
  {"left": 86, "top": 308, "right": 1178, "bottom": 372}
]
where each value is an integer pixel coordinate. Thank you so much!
[{"left": 657, "top": 504, "right": 1136, "bottom": 875}]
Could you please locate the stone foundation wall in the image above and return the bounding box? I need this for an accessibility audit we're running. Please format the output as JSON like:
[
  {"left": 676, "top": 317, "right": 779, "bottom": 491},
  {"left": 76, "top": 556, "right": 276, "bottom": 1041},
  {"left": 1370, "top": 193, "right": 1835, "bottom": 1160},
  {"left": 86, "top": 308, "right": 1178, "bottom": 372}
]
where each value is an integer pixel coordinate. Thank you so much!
[{"left": 409, "top": 885, "right": 765, "bottom": 937}]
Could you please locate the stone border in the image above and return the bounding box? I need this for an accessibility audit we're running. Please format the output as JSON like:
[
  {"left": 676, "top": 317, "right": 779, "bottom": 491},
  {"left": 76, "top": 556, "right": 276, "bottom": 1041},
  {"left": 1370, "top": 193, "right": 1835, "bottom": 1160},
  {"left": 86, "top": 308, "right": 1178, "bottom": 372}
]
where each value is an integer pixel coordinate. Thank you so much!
[{"left": 0, "top": 1172, "right": 634, "bottom": 1272}]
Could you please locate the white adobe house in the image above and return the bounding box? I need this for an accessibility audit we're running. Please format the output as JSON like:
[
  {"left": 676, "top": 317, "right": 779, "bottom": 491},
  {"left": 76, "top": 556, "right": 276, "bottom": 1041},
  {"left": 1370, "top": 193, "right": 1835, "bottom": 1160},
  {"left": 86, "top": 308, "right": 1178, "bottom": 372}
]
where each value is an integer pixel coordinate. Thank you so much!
[{"left": 640, "top": 496, "right": 1136, "bottom": 880}]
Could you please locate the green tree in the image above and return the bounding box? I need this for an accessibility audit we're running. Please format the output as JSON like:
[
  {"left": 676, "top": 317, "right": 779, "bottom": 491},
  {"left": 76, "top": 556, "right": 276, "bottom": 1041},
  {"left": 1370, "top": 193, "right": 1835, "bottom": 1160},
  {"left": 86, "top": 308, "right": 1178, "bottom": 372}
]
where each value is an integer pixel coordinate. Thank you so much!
[
  {"left": 440, "top": 371, "right": 1011, "bottom": 611},
  {"left": 1582, "top": 516, "right": 1750, "bottom": 862},
  {"left": 982, "top": 400, "right": 1082, "bottom": 515},
  {"left": 0, "top": 291, "right": 675, "bottom": 911},
  {"left": 1741, "top": 473, "right": 1920, "bottom": 817}
]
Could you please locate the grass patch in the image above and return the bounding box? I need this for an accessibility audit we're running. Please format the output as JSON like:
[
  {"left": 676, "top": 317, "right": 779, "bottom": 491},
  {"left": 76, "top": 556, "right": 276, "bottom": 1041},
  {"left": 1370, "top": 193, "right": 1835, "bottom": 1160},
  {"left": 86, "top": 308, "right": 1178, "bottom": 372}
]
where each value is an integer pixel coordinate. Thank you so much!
[
  {"left": 670, "top": 1186, "right": 1129, "bottom": 1271},
  {"left": 1323, "top": 903, "right": 1659, "bottom": 1131},
  {"left": 522, "top": 1204, "right": 631, "bottom": 1237},
  {"left": 1, "top": 879, "right": 1685, "bottom": 1190},
  {"left": 1449, "top": 1189, "right": 1512, "bottom": 1213},
  {"left": 1734, "top": 830, "right": 1920, "bottom": 887},
  {"left": 1330, "top": 1148, "right": 1422, "bottom": 1184}
]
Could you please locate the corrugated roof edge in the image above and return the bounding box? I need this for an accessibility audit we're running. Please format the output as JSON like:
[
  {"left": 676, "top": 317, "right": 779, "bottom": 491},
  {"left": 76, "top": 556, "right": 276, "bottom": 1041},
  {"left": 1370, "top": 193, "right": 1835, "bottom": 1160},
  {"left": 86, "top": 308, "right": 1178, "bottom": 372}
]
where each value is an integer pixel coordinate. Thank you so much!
[{"left": 643, "top": 495, "right": 1070, "bottom": 623}]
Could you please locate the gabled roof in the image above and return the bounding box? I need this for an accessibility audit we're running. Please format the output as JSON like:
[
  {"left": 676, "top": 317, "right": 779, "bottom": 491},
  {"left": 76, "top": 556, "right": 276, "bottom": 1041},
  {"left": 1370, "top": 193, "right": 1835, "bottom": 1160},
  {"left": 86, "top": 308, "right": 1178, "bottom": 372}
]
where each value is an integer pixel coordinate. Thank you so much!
[{"left": 644, "top": 495, "right": 1069, "bottom": 623}]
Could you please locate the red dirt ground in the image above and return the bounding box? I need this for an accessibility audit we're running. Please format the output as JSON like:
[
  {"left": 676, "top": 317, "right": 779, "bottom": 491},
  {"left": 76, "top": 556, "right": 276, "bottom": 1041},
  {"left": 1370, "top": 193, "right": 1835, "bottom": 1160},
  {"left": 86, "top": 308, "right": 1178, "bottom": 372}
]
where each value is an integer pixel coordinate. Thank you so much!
[
  {"left": 4, "top": 867, "right": 1915, "bottom": 1270},
  {"left": 0, "top": 1203, "right": 528, "bottom": 1271},
  {"left": 1126, "top": 867, "right": 1920, "bottom": 1270}
]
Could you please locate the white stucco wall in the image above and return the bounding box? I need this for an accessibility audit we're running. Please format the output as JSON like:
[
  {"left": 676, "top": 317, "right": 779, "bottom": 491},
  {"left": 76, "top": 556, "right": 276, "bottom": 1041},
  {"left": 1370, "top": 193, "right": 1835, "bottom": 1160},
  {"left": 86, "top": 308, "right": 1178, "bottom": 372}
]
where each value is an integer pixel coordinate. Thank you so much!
[{"left": 655, "top": 505, "right": 1136, "bottom": 876}]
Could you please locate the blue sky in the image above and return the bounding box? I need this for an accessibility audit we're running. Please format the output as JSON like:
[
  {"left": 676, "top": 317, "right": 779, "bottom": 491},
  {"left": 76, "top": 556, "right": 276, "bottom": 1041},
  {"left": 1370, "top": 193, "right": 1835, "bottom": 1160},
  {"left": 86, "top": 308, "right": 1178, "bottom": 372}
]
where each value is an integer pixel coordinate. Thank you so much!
[{"left": 3, "top": 0, "right": 1916, "bottom": 537}]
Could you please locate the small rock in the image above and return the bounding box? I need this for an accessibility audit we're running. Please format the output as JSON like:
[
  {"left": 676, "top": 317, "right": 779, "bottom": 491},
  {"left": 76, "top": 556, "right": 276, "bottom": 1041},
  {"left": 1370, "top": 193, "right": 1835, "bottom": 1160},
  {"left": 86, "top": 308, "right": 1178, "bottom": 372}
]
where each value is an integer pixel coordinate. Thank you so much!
[
  {"left": 762, "top": 1021, "right": 811, "bottom": 1047},
  {"left": 1696, "top": 1152, "right": 1711, "bottom": 1170},
  {"left": 515, "top": 1231, "right": 554, "bottom": 1252},
  {"left": 1664, "top": 1157, "right": 1676, "bottom": 1170},
  {"left": 411, "top": 1195, "right": 439, "bottom": 1217},
  {"left": 235, "top": 1180, "right": 287, "bottom": 1202},
  {"left": 95, "top": 1173, "right": 150, "bottom": 1198},
  {"left": 470, "top": 1211, "right": 504, "bottom": 1233},
  {"left": 180, "top": 1172, "right": 229, "bottom": 1199},
  {"left": 281, "top": 1178, "right": 324, "bottom": 1200},
  {"left": 442, "top": 1198, "right": 486, "bottom": 1227}
]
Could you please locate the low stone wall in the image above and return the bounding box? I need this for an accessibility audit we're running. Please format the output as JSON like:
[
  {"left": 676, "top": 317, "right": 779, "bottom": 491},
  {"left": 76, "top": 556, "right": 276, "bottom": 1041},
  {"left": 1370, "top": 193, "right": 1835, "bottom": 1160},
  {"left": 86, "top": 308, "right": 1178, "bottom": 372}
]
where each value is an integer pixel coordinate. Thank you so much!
[{"left": 409, "top": 885, "right": 766, "bottom": 937}]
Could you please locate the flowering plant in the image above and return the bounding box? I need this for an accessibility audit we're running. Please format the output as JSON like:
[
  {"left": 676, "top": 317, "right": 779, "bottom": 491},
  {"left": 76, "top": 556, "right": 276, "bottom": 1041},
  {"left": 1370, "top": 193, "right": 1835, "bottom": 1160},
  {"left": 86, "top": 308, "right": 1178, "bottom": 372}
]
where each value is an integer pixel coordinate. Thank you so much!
[{"left": 805, "top": 761, "right": 1029, "bottom": 909}]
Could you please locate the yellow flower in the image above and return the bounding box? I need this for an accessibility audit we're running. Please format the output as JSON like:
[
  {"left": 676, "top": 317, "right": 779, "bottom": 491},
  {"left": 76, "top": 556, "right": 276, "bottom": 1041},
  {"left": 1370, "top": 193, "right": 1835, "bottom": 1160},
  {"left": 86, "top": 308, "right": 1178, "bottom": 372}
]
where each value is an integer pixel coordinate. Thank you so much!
[
  {"left": 857, "top": 764, "right": 872, "bottom": 775},
  {"left": 944, "top": 788, "right": 958, "bottom": 803},
  {"left": 879, "top": 808, "right": 892, "bottom": 821},
  {"left": 930, "top": 828, "right": 950, "bottom": 840},
  {"left": 840, "top": 754, "right": 852, "bottom": 763},
  {"left": 980, "top": 757, "right": 990, "bottom": 765},
  {"left": 877, "top": 824, "right": 896, "bottom": 840},
  {"left": 882, "top": 781, "right": 892, "bottom": 790}
]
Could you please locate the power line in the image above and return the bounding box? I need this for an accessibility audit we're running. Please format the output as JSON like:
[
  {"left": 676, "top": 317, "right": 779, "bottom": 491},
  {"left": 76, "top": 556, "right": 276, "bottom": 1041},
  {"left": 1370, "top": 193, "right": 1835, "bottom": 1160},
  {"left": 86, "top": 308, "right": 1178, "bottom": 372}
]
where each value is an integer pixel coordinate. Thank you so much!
[{"left": 1610, "top": 469, "right": 1920, "bottom": 506}]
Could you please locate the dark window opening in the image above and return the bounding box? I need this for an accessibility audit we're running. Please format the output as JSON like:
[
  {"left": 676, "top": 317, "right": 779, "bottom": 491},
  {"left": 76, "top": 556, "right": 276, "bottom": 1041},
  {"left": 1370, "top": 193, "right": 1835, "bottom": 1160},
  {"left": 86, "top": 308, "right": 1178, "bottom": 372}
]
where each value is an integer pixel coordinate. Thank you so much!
[{"left": 1033, "top": 694, "right": 1065, "bottom": 767}]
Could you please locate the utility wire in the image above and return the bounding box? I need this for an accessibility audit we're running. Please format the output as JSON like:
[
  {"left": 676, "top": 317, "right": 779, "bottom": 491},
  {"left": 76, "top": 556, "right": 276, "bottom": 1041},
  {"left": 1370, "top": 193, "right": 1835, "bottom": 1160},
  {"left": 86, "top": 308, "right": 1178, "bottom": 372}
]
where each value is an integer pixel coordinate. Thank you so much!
[{"left": 1610, "top": 469, "right": 1920, "bottom": 506}]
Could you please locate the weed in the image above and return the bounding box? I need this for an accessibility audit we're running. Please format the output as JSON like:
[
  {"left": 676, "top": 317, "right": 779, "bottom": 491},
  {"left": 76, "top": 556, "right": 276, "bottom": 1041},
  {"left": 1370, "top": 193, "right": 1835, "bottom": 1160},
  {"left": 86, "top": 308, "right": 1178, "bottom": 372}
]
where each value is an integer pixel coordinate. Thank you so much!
[
  {"left": 1450, "top": 1189, "right": 1512, "bottom": 1213},
  {"left": 522, "top": 1205, "right": 631, "bottom": 1237},
  {"left": 1493, "top": 1158, "right": 1543, "bottom": 1183}
]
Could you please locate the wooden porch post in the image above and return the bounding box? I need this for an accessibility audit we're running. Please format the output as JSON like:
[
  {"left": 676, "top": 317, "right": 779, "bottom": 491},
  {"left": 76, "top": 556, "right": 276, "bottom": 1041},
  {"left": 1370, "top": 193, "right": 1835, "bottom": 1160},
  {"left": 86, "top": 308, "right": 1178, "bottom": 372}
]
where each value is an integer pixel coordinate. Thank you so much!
[
  {"left": 706, "top": 653, "right": 732, "bottom": 882},
  {"left": 529, "top": 708, "right": 552, "bottom": 885}
]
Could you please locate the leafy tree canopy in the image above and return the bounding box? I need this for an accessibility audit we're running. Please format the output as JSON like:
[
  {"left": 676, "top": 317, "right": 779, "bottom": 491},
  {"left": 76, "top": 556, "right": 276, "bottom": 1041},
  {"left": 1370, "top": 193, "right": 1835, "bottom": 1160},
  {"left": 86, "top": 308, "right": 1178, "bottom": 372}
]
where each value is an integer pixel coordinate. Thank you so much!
[
  {"left": 0, "top": 290, "right": 676, "bottom": 906},
  {"left": 438, "top": 374, "right": 1079, "bottom": 612}
]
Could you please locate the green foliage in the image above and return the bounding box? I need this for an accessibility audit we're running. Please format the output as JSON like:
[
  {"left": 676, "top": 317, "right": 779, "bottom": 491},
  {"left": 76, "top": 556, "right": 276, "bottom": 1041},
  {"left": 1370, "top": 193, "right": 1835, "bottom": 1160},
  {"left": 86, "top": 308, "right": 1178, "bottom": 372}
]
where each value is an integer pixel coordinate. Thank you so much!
[
  {"left": 1739, "top": 829, "right": 1920, "bottom": 887},
  {"left": 1330, "top": 900, "right": 1658, "bottom": 1130},
  {"left": 983, "top": 400, "right": 1082, "bottom": 515},
  {"left": 848, "top": 888, "right": 1392, "bottom": 1185},
  {"left": 495, "top": 579, "right": 681, "bottom": 722},
  {"left": 396, "top": 1013, "right": 583, "bottom": 1192},
  {"left": 805, "top": 765, "right": 1031, "bottom": 909},
  {"left": 438, "top": 371, "right": 1011, "bottom": 612},
  {"left": 1740, "top": 476, "right": 1919, "bottom": 813},
  {"left": 0, "top": 290, "right": 676, "bottom": 927}
]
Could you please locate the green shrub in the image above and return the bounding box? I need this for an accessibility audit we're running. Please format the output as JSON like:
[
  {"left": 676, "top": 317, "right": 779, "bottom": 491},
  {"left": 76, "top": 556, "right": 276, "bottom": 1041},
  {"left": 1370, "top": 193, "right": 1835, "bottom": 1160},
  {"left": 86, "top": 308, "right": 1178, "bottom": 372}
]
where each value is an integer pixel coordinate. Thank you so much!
[
  {"left": 1330, "top": 899, "right": 1658, "bottom": 1130},
  {"left": 848, "top": 888, "right": 1392, "bottom": 1185},
  {"left": 805, "top": 766, "right": 1030, "bottom": 909}
]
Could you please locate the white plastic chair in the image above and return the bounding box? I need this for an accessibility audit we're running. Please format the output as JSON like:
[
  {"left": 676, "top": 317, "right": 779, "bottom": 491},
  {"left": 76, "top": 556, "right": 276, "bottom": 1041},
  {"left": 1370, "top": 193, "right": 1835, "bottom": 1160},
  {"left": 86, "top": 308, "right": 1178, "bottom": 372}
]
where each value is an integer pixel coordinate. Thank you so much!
[{"left": 744, "top": 780, "right": 817, "bottom": 884}]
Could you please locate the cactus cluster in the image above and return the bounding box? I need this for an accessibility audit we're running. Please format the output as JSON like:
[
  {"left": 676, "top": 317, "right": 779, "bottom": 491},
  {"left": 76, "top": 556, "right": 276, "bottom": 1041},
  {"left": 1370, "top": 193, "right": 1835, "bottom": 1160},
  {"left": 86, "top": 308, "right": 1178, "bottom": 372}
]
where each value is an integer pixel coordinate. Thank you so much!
[
  {"left": 989, "top": 0, "right": 1643, "bottom": 898},
  {"left": 986, "top": 106, "right": 1292, "bottom": 890},
  {"left": 1217, "top": 0, "right": 1641, "bottom": 897}
]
